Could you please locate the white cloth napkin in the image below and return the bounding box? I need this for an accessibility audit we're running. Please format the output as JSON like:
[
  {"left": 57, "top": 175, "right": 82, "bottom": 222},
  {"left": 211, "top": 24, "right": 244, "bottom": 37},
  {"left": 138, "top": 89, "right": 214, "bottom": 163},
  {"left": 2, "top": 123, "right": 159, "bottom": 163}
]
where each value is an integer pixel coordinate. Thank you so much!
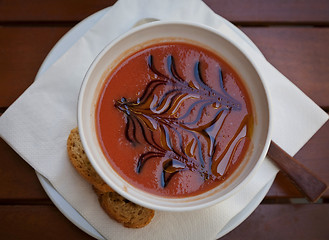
[{"left": 0, "top": 0, "right": 328, "bottom": 239}]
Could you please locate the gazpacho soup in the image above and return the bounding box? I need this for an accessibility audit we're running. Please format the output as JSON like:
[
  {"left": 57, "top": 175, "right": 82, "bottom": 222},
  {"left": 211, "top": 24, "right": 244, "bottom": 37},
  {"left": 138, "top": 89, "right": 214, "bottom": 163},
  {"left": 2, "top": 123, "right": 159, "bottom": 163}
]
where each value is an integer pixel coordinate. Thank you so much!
[{"left": 96, "top": 41, "right": 253, "bottom": 198}]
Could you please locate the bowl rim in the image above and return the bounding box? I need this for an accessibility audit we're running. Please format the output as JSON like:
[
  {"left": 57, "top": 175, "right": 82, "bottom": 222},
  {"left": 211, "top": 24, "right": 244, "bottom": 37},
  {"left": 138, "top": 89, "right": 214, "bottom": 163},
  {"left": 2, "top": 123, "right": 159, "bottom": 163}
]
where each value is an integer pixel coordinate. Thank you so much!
[{"left": 78, "top": 20, "right": 272, "bottom": 212}]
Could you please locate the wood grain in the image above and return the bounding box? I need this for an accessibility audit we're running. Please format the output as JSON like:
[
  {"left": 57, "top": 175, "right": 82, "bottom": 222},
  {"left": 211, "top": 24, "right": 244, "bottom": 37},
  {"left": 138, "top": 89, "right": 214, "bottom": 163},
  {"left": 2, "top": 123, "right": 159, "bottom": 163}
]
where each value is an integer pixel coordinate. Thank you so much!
[
  {"left": 0, "top": 205, "right": 93, "bottom": 239},
  {"left": 204, "top": 0, "right": 329, "bottom": 24},
  {"left": 1, "top": 0, "right": 329, "bottom": 24},
  {"left": 0, "top": 0, "right": 116, "bottom": 22},
  {"left": 0, "top": 138, "right": 49, "bottom": 200},
  {"left": 0, "top": 27, "right": 70, "bottom": 107},
  {"left": 240, "top": 27, "right": 329, "bottom": 107},
  {"left": 221, "top": 204, "right": 329, "bottom": 240}
]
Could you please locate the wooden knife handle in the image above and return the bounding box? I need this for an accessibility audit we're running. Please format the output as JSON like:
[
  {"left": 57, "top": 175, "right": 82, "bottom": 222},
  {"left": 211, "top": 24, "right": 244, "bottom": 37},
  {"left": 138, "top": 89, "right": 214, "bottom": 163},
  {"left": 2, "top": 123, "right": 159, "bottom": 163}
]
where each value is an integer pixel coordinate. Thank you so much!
[{"left": 267, "top": 141, "right": 328, "bottom": 202}]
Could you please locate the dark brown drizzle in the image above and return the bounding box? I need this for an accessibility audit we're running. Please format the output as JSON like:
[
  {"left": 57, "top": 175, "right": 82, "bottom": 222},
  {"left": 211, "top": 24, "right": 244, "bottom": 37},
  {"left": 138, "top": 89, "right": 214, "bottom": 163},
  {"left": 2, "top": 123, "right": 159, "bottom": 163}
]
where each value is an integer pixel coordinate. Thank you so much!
[{"left": 115, "top": 55, "right": 249, "bottom": 187}]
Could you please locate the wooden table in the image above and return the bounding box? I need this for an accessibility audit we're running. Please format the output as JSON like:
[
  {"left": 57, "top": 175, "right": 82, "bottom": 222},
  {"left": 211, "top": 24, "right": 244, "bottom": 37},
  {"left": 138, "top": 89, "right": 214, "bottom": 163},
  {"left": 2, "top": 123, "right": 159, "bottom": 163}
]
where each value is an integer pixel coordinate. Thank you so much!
[{"left": 1, "top": 0, "right": 329, "bottom": 239}]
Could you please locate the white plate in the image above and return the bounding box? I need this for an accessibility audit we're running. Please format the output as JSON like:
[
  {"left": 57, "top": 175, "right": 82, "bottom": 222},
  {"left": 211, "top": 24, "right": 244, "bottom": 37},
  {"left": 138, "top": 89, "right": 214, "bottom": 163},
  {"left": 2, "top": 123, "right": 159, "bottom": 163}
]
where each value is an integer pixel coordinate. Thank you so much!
[{"left": 35, "top": 6, "right": 274, "bottom": 239}]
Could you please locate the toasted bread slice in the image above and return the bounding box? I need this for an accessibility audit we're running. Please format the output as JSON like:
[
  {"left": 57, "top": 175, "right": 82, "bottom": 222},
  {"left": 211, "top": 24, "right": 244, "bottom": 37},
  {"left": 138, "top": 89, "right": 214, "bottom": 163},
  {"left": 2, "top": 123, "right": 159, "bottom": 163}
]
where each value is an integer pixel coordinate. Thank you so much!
[
  {"left": 67, "top": 127, "right": 113, "bottom": 193},
  {"left": 94, "top": 188, "right": 155, "bottom": 228},
  {"left": 67, "top": 127, "right": 154, "bottom": 228}
]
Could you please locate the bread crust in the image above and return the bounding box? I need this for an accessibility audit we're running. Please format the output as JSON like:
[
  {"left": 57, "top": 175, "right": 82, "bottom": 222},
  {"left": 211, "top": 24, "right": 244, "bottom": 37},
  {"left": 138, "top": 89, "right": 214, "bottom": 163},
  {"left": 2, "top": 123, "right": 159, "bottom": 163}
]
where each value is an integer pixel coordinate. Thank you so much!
[
  {"left": 94, "top": 187, "right": 155, "bottom": 228},
  {"left": 67, "top": 127, "right": 113, "bottom": 193}
]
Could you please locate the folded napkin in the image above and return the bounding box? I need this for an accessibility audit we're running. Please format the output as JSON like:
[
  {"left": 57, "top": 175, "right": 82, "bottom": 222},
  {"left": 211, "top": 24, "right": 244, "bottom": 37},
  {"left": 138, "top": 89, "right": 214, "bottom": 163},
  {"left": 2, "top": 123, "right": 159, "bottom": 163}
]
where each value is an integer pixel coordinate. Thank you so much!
[{"left": 0, "top": 0, "right": 328, "bottom": 239}]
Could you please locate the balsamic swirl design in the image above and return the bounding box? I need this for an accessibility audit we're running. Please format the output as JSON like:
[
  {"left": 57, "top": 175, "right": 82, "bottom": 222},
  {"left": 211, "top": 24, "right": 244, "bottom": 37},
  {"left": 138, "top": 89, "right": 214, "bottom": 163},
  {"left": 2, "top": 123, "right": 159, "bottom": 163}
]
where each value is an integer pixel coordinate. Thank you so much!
[{"left": 115, "top": 55, "right": 249, "bottom": 187}]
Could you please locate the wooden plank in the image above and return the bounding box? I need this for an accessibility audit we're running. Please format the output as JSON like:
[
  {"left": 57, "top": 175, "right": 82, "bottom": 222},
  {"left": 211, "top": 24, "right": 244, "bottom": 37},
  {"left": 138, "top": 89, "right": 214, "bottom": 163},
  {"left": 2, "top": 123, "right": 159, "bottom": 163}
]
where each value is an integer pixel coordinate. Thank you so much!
[
  {"left": 0, "top": 205, "right": 93, "bottom": 239},
  {"left": 0, "top": 138, "right": 49, "bottom": 200},
  {"left": 204, "top": 0, "right": 329, "bottom": 24},
  {"left": 0, "top": 0, "right": 116, "bottom": 22},
  {"left": 1, "top": 26, "right": 329, "bottom": 108},
  {"left": 0, "top": 204, "right": 328, "bottom": 239},
  {"left": 1, "top": 0, "right": 329, "bottom": 24},
  {"left": 240, "top": 27, "right": 329, "bottom": 107},
  {"left": 0, "top": 27, "right": 70, "bottom": 108},
  {"left": 267, "top": 120, "right": 329, "bottom": 198},
  {"left": 222, "top": 204, "right": 329, "bottom": 240}
]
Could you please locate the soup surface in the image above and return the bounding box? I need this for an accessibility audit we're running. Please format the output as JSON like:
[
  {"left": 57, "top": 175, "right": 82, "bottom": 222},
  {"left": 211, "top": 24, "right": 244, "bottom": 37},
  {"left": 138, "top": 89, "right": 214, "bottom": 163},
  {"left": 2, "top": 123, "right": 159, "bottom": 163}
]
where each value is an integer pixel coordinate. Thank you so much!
[{"left": 96, "top": 41, "right": 253, "bottom": 197}]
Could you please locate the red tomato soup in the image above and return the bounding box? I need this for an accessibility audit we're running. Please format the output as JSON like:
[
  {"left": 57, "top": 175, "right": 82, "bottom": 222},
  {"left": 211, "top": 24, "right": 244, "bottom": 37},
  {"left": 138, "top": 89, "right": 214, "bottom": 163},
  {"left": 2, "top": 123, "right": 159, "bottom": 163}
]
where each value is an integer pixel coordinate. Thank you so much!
[{"left": 96, "top": 42, "right": 253, "bottom": 198}]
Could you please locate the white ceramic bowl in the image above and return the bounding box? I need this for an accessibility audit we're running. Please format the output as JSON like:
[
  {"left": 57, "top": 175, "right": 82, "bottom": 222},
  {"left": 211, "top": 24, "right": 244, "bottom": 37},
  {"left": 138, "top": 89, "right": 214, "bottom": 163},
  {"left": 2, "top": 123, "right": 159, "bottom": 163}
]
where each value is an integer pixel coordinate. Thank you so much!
[{"left": 78, "top": 21, "right": 271, "bottom": 212}]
